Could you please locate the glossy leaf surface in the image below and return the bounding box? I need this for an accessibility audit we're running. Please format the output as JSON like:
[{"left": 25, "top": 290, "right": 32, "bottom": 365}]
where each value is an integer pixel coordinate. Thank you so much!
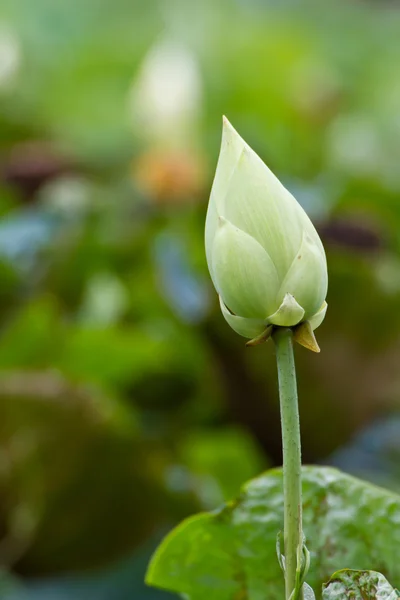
[
  {"left": 322, "top": 569, "right": 400, "bottom": 599},
  {"left": 147, "top": 467, "right": 400, "bottom": 599}
]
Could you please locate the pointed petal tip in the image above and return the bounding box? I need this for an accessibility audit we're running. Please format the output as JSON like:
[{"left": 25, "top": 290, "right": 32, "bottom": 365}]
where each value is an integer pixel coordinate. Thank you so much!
[
  {"left": 222, "top": 115, "right": 233, "bottom": 129},
  {"left": 246, "top": 325, "right": 273, "bottom": 347},
  {"left": 293, "top": 321, "right": 321, "bottom": 353},
  {"left": 219, "top": 116, "right": 248, "bottom": 161},
  {"left": 267, "top": 293, "right": 305, "bottom": 327},
  {"left": 222, "top": 116, "right": 232, "bottom": 134},
  {"left": 221, "top": 115, "right": 241, "bottom": 140}
]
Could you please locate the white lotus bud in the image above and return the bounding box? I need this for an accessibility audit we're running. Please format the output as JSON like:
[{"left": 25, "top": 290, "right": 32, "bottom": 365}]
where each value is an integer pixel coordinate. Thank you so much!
[{"left": 205, "top": 117, "right": 327, "bottom": 348}]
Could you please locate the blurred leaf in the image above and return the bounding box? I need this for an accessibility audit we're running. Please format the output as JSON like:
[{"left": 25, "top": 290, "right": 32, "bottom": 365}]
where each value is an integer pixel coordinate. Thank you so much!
[
  {"left": 2, "top": 543, "right": 176, "bottom": 600},
  {"left": 0, "top": 297, "right": 63, "bottom": 369},
  {"left": 322, "top": 569, "right": 399, "bottom": 599},
  {"left": 57, "top": 326, "right": 164, "bottom": 390},
  {"left": 146, "top": 466, "right": 400, "bottom": 600},
  {"left": 0, "top": 259, "right": 20, "bottom": 310},
  {"left": 0, "top": 371, "right": 165, "bottom": 575},
  {"left": 180, "top": 427, "right": 266, "bottom": 506},
  {"left": 0, "top": 570, "right": 22, "bottom": 595}
]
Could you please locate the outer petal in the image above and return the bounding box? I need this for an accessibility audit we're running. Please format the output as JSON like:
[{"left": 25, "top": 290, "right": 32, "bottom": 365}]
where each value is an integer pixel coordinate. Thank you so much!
[
  {"left": 205, "top": 117, "right": 246, "bottom": 283},
  {"left": 211, "top": 117, "right": 246, "bottom": 212},
  {"left": 204, "top": 196, "right": 220, "bottom": 287},
  {"left": 218, "top": 120, "right": 325, "bottom": 279},
  {"left": 221, "top": 148, "right": 301, "bottom": 278},
  {"left": 277, "top": 232, "right": 328, "bottom": 319},
  {"left": 308, "top": 301, "right": 328, "bottom": 331},
  {"left": 266, "top": 293, "right": 304, "bottom": 327},
  {"left": 212, "top": 218, "right": 279, "bottom": 318},
  {"left": 219, "top": 296, "right": 266, "bottom": 339}
]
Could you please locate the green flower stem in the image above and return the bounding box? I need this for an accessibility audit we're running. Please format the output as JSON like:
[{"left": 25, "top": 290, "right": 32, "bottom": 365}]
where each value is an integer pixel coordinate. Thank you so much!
[{"left": 273, "top": 327, "right": 303, "bottom": 600}]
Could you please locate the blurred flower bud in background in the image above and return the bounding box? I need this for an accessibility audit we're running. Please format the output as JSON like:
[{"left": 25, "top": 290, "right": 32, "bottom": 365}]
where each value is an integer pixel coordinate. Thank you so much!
[
  {"left": 129, "top": 38, "right": 202, "bottom": 149},
  {"left": 129, "top": 38, "right": 205, "bottom": 204},
  {"left": 134, "top": 150, "right": 204, "bottom": 205},
  {"left": 0, "top": 24, "right": 20, "bottom": 92}
]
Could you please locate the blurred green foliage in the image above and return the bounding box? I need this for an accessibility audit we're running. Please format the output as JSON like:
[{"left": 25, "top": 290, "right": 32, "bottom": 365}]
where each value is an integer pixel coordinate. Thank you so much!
[{"left": 0, "top": 0, "right": 400, "bottom": 597}]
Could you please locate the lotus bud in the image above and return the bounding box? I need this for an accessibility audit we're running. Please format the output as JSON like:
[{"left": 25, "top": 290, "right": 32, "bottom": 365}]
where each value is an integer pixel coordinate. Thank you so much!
[{"left": 205, "top": 117, "right": 328, "bottom": 351}]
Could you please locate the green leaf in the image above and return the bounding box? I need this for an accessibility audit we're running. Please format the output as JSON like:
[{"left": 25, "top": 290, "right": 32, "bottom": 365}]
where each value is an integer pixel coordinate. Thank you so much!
[
  {"left": 146, "top": 466, "right": 400, "bottom": 600},
  {"left": 322, "top": 569, "right": 400, "bottom": 599}
]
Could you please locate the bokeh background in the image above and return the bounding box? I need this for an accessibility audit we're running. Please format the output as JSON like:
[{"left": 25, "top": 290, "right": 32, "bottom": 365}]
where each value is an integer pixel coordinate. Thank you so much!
[{"left": 0, "top": 0, "right": 400, "bottom": 598}]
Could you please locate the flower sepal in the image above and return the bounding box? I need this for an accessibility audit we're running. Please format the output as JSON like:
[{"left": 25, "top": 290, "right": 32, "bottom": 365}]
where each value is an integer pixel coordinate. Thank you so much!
[{"left": 245, "top": 302, "right": 328, "bottom": 351}]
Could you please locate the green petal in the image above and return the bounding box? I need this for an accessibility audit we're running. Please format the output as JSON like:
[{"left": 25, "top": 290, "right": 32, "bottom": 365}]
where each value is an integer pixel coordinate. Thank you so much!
[
  {"left": 308, "top": 301, "right": 328, "bottom": 331},
  {"left": 206, "top": 117, "right": 246, "bottom": 284},
  {"left": 219, "top": 297, "right": 266, "bottom": 339},
  {"left": 221, "top": 147, "right": 302, "bottom": 278},
  {"left": 216, "top": 120, "right": 325, "bottom": 280},
  {"left": 204, "top": 196, "right": 219, "bottom": 286},
  {"left": 277, "top": 232, "right": 328, "bottom": 319},
  {"left": 211, "top": 117, "right": 247, "bottom": 212},
  {"left": 212, "top": 218, "right": 279, "bottom": 319},
  {"left": 267, "top": 293, "right": 304, "bottom": 327}
]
